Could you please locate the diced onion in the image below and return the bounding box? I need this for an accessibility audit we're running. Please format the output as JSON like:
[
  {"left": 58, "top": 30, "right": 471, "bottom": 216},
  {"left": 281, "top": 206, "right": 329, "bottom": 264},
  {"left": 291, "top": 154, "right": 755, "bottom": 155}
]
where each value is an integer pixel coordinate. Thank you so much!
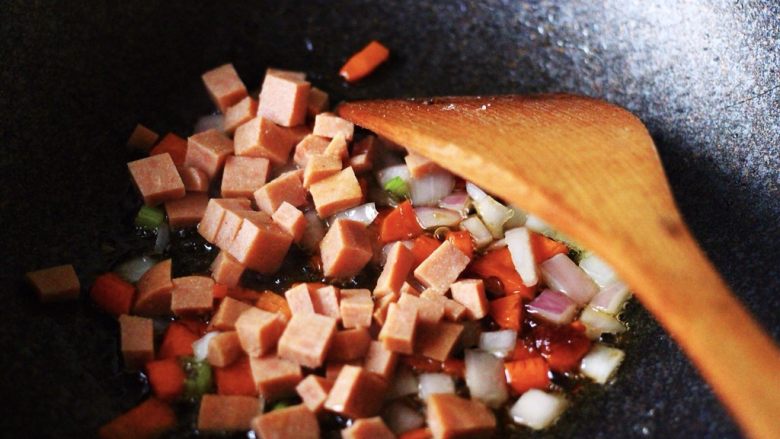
[
  {"left": 540, "top": 254, "right": 599, "bottom": 305},
  {"left": 410, "top": 172, "right": 455, "bottom": 206},
  {"left": 460, "top": 216, "right": 493, "bottom": 248},
  {"left": 466, "top": 182, "right": 512, "bottom": 238},
  {"left": 510, "top": 389, "right": 569, "bottom": 430},
  {"left": 194, "top": 114, "right": 224, "bottom": 133},
  {"left": 330, "top": 203, "right": 379, "bottom": 225},
  {"left": 505, "top": 227, "right": 538, "bottom": 287},
  {"left": 439, "top": 192, "right": 471, "bottom": 217},
  {"left": 386, "top": 368, "right": 419, "bottom": 399},
  {"left": 478, "top": 330, "right": 517, "bottom": 358},
  {"left": 192, "top": 331, "right": 219, "bottom": 362},
  {"left": 486, "top": 238, "right": 507, "bottom": 251},
  {"left": 154, "top": 223, "right": 170, "bottom": 254},
  {"left": 376, "top": 165, "right": 411, "bottom": 187},
  {"left": 504, "top": 205, "right": 528, "bottom": 228},
  {"left": 418, "top": 373, "right": 455, "bottom": 401},
  {"left": 381, "top": 401, "right": 425, "bottom": 435},
  {"left": 300, "top": 211, "right": 326, "bottom": 252},
  {"left": 465, "top": 350, "right": 508, "bottom": 408},
  {"left": 579, "top": 253, "right": 619, "bottom": 287},
  {"left": 589, "top": 281, "right": 632, "bottom": 315},
  {"left": 526, "top": 289, "right": 578, "bottom": 325},
  {"left": 114, "top": 255, "right": 156, "bottom": 284},
  {"left": 580, "top": 343, "right": 625, "bottom": 384},
  {"left": 465, "top": 181, "right": 488, "bottom": 202},
  {"left": 579, "top": 306, "right": 626, "bottom": 340},
  {"left": 524, "top": 214, "right": 553, "bottom": 235},
  {"left": 413, "top": 207, "right": 462, "bottom": 229}
]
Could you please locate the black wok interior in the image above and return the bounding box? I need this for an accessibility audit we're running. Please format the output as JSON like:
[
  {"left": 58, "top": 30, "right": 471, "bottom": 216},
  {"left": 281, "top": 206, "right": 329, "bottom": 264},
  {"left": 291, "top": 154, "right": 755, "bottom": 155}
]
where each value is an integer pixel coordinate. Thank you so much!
[{"left": 1, "top": 1, "right": 777, "bottom": 437}]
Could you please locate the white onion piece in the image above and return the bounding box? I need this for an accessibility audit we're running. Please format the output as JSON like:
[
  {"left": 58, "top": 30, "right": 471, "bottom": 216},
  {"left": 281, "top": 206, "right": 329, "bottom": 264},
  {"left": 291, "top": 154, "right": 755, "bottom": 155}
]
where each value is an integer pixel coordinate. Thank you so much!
[
  {"left": 194, "top": 114, "right": 224, "bottom": 133},
  {"left": 504, "top": 205, "right": 528, "bottom": 228},
  {"left": 154, "top": 223, "right": 170, "bottom": 254},
  {"left": 510, "top": 389, "right": 568, "bottom": 430},
  {"left": 460, "top": 216, "right": 493, "bottom": 248},
  {"left": 526, "top": 289, "right": 578, "bottom": 325},
  {"left": 386, "top": 368, "right": 419, "bottom": 399},
  {"left": 540, "top": 254, "right": 599, "bottom": 305},
  {"left": 580, "top": 343, "right": 625, "bottom": 384},
  {"left": 579, "top": 253, "right": 619, "bottom": 287},
  {"left": 376, "top": 164, "right": 411, "bottom": 187},
  {"left": 589, "top": 281, "right": 632, "bottom": 315},
  {"left": 579, "top": 307, "right": 626, "bottom": 340},
  {"left": 466, "top": 182, "right": 512, "bottom": 238},
  {"left": 381, "top": 401, "right": 425, "bottom": 435},
  {"left": 486, "top": 238, "right": 507, "bottom": 251},
  {"left": 413, "top": 207, "right": 462, "bottom": 229},
  {"left": 524, "top": 214, "right": 553, "bottom": 235},
  {"left": 505, "top": 227, "right": 538, "bottom": 287},
  {"left": 464, "top": 350, "right": 508, "bottom": 408},
  {"left": 114, "top": 255, "right": 156, "bottom": 284},
  {"left": 465, "top": 181, "right": 488, "bottom": 201},
  {"left": 300, "top": 211, "right": 326, "bottom": 252},
  {"left": 410, "top": 172, "right": 455, "bottom": 206},
  {"left": 331, "top": 203, "right": 379, "bottom": 225},
  {"left": 478, "top": 330, "right": 517, "bottom": 358},
  {"left": 418, "top": 373, "right": 455, "bottom": 401},
  {"left": 439, "top": 192, "right": 471, "bottom": 217},
  {"left": 192, "top": 331, "right": 219, "bottom": 362}
]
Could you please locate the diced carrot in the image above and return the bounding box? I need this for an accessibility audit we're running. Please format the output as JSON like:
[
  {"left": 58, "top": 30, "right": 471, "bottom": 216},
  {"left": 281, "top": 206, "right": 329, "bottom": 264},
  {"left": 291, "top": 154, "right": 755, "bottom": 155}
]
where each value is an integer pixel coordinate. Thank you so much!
[
  {"left": 532, "top": 323, "right": 591, "bottom": 373},
  {"left": 488, "top": 293, "right": 523, "bottom": 330},
  {"left": 504, "top": 356, "right": 551, "bottom": 395},
  {"left": 213, "top": 284, "right": 228, "bottom": 300},
  {"left": 339, "top": 40, "right": 390, "bottom": 83},
  {"left": 399, "top": 428, "right": 433, "bottom": 439},
  {"left": 380, "top": 201, "right": 424, "bottom": 243},
  {"left": 90, "top": 273, "right": 135, "bottom": 317},
  {"left": 255, "top": 290, "right": 292, "bottom": 321},
  {"left": 506, "top": 339, "right": 537, "bottom": 361},
  {"left": 214, "top": 356, "right": 257, "bottom": 396},
  {"left": 446, "top": 230, "right": 474, "bottom": 260},
  {"left": 411, "top": 235, "right": 441, "bottom": 267},
  {"left": 442, "top": 358, "right": 466, "bottom": 378},
  {"left": 149, "top": 133, "right": 187, "bottom": 166},
  {"left": 178, "top": 318, "right": 208, "bottom": 337},
  {"left": 530, "top": 232, "right": 568, "bottom": 263},
  {"left": 158, "top": 322, "right": 199, "bottom": 359},
  {"left": 468, "top": 247, "right": 535, "bottom": 299},
  {"left": 146, "top": 358, "right": 186, "bottom": 401},
  {"left": 98, "top": 397, "right": 176, "bottom": 439}
]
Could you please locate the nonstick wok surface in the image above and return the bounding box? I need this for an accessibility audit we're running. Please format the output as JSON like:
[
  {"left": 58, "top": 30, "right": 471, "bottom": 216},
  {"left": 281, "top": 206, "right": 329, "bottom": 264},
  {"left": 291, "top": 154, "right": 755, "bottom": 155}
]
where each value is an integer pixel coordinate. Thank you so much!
[{"left": 1, "top": 1, "right": 778, "bottom": 437}]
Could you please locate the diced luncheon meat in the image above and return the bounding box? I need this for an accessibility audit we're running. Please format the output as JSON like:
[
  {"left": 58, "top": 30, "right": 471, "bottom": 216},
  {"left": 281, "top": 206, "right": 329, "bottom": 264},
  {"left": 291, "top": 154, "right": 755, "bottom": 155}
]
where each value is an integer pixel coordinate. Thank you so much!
[
  {"left": 271, "top": 202, "right": 306, "bottom": 242},
  {"left": 185, "top": 129, "right": 234, "bottom": 179},
  {"left": 215, "top": 207, "right": 257, "bottom": 250},
  {"left": 372, "top": 292, "right": 398, "bottom": 326},
  {"left": 398, "top": 293, "right": 445, "bottom": 325},
  {"left": 211, "top": 296, "right": 253, "bottom": 331},
  {"left": 293, "top": 134, "right": 331, "bottom": 167},
  {"left": 309, "top": 167, "right": 363, "bottom": 218},
  {"left": 324, "top": 365, "right": 388, "bottom": 418},
  {"left": 224, "top": 96, "right": 258, "bottom": 135},
  {"left": 119, "top": 314, "right": 154, "bottom": 369},
  {"left": 201, "top": 63, "right": 248, "bottom": 112},
  {"left": 421, "top": 290, "right": 468, "bottom": 322},
  {"left": 349, "top": 136, "right": 376, "bottom": 174},
  {"left": 328, "top": 327, "right": 372, "bottom": 362},
  {"left": 307, "top": 87, "right": 329, "bottom": 116},
  {"left": 235, "top": 117, "right": 295, "bottom": 165},
  {"left": 210, "top": 250, "right": 245, "bottom": 287},
  {"left": 303, "top": 153, "right": 342, "bottom": 188},
  {"left": 227, "top": 211, "right": 293, "bottom": 274},
  {"left": 278, "top": 313, "right": 337, "bottom": 368},
  {"left": 259, "top": 69, "right": 311, "bottom": 127},
  {"left": 342, "top": 417, "right": 395, "bottom": 439},
  {"left": 363, "top": 340, "right": 398, "bottom": 379},
  {"left": 253, "top": 170, "right": 307, "bottom": 214},
  {"left": 405, "top": 152, "right": 443, "bottom": 178},
  {"left": 127, "top": 124, "right": 159, "bottom": 151},
  {"left": 252, "top": 404, "right": 320, "bottom": 439},
  {"left": 324, "top": 133, "right": 349, "bottom": 160},
  {"left": 426, "top": 394, "right": 496, "bottom": 439},
  {"left": 207, "top": 331, "right": 243, "bottom": 367},
  {"left": 170, "top": 276, "right": 214, "bottom": 315},
  {"left": 416, "top": 321, "right": 464, "bottom": 362},
  {"left": 311, "top": 285, "right": 341, "bottom": 320},
  {"left": 320, "top": 219, "right": 372, "bottom": 278},
  {"left": 249, "top": 355, "right": 302, "bottom": 400},
  {"left": 25, "top": 264, "right": 80, "bottom": 302},
  {"left": 98, "top": 397, "right": 176, "bottom": 439},
  {"left": 197, "top": 394, "right": 259, "bottom": 431},
  {"left": 221, "top": 155, "right": 270, "bottom": 199},
  {"left": 339, "top": 289, "right": 374, "bottom": 329},
  {"left": 284, "top": 283, "right": 317, "bottom": 315},
  {"left": 450, "top": 279, "right": 488, "bottom": 320},
  {"left": 379, "top": 303, "right": 418, "bottom": 354},
  {"left": 133, "top": 259, "right": 173, "bottom": 316},
  {"left": 235, "top": 307, "right": 287, "bottom": 357},
  {"left": 374, "top": 241, "right": 415, "bottom": 297},
  {"left": 198, "top": 198, "right": 252, "bottom": 243},
  {"left": 178, "top": 166, "right": 209, "bottom": 192},
  {"left": 296, "top": 375, "right": 334, "bottom": 412},
  {"left": 128, "top": 153, "right": 185, "bottom": 206},
  {"left": 414, "top": 241, "right": 470, "bottom": 293},
  {"left": 165, "top": 193, "right": 209, "bottom": 229},
  {"left": 313, "top": 112, "right": 354, "bottom": 141}
]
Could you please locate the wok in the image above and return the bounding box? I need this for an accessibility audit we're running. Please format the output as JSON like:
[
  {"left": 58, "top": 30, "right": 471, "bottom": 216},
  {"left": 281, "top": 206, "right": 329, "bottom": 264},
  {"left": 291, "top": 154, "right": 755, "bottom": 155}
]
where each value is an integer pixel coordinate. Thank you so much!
[{"left": 0, "top": 1, "right": 777, "bottom": 437}]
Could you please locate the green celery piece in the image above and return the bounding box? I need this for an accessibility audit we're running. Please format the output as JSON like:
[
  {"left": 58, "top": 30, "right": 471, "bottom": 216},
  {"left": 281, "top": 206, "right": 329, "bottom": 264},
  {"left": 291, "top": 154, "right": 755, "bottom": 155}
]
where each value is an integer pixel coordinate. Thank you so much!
[{"left": 384, "top": 176, "right": 410, "bottom": 199}]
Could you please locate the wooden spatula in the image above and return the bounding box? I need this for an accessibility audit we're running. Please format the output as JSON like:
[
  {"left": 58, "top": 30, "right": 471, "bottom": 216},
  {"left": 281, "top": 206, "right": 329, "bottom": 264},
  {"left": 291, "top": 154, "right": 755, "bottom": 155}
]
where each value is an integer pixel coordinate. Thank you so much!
[{"left": 337, "top": 94, "right": 780, "bottom": 438}]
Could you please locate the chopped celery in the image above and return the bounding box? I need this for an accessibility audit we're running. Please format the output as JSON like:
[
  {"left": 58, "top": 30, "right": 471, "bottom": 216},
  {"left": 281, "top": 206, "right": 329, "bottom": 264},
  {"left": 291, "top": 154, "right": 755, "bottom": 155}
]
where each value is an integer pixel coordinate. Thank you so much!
[
  {"left": 135, "top": 206, "right": 165, "bottom": 229},
  {"left": 180, "top": 356, "right": 213, "bottom": 398},
  {"left": 384, "top": 176, "right": 410, "bottom": 199},
  {"left": 271, "top": 400, "right": 291, "bottom": 411}
]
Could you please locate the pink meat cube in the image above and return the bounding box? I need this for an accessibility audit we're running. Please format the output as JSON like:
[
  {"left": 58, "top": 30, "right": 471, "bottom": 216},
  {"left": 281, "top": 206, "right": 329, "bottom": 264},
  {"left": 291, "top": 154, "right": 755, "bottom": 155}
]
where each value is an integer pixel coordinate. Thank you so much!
[
  {"left": 327, "top": 327, "right": 372, "bottom": 362},
  {"left": 197, "top": 198, "right": 252, "bottom": 244},
  {"left": 249, "top": 355, "right": 302, "bottom": 401},
  {"left": 378, "top": 303, "right": 417, "bottom": 354},
  {"left": 339, "top": 289, "right": 374, "bottom": 329},
  {"left": 127, "top": 153, "right": 185, "bottom": 206},
  {"left": 234, "top": 117, "right": 294, "bottom": 165},
  {"left": 373, "top": 241, "right": 415, "bottom": 297},
  {"left": 420, "top": 290, "right": 467, "bottom": 322},
  {"left": 119, "top": 314, "right": 154, "bottom": 369},
  {"left": 165, "top": 193, "right": 209, "bottom": 229},
  {"left": 224, "top": 96, "right": 258, "bottom": 135},
  {"left": 210, "top": 250, "right": 245, "bottom": 288},
  {"left": 258, "top": 70, "right": 311, "bottom": 127},
  {"left": 450, "top": 279, "right": 488, "bottom": 319},
  {"left": 178, "top": 166, "right": 209, "bottom": 192},
  {"left": 293, "top": 134, "right": 331, "bottom": 167},
  {"left": 413, "top": 241, "right": 470, "bottom": 293},
  {"left": 405, "top": 152, "right": 443, "bottom": 178},
  {"left": 309, "top": 167, "right": 363, "bottom": 217},
  {"left": 372, "top": 292, "right": 398, "bottom": 326},
  {"left": 127, "top": 123, "right": 159, "bottom": 151},
  {"left": 185, "top": 129, "right": 234, "bottom": 179},
  {"left": 227, "top": 211, "right": 293, "bottom": 274},
  {"left": 302, "top": 154, "right": 342, "bottom": 188},
  {"left": 252, "top": 404, "right": 319, "bottom": 439},
  {"left": 324, "top": 365, "right": 387, "bottom": 418},
  {"left": 133, "top": 259, "right": 173, "bottom": 316},
  {"left": 25, "top": 264, "right": 80, "bottom": 303},
  {"left": 313, "top": 112, "right": 354, "bottom": 141},
  {"left": 295, "top": 375, "right": 333, "bottom": 413},
  {"left": 278, "top": 313, "right": 337, "bottom": 368},
  {"left": 214, "top": 205, "right": 257, "bottom": 250},
  {"left": 415, "top": 321, "right": 463, "bottom": 362},
  {"left": 265, "top": 67, "right": 306, "bottom": 81},
  {"left": 202, "top": 63, "right": 248, "bottom": 112},
  {"left": 323, "top": 133, "right": 348, "bottom": 159},
  {"left": 207, "top": 331, "right": 243, "bottom": 367},
  {"left": 311, "top": 285, "right": 341, "bottom": 320},
  {"left": 400, "top": 281, "right": 421, "bottom": 297},
  {"left": 363, "top": 340, "right": 398, "bottom": 379},
  {"left": 283, "top": 283, "right": 316, "bottom": 315},
  {"left": 253, "top": 170, "right": 307, "bottom": 214},
  {"left": 171, "top": 276, "right": 214, "bottom": 315},
  {"left": 320, "top": 219, "right": 372, "bottom": 278},
  {"left": 307, "top": 87, "right": 329, "bottom": 116},
  {"left": 197, "top": 394, "right": 259, "bottom": 431},
  {"left": 349, "top": 136, "right": 375, "bottom": 174},
  {"left": 210, "top": 296, "right": 253, "bottom": 331},
  {"left": 426, "top": 394, "right": 496, "bottom": 439},
  {"left": 221, "top": 156, "right": 270, "bottom": 198},
  {"left": 235, "top": 307, "right": 287, "bottom": 357},
  {"left": 398, "top": 292, "right": 444, "bottom": 325},
  {"left": 271, "top": 202, "right": 306, "bottom": 242},
  {"left": 342, "top": 417, "right": 395, "bottom": 439}
]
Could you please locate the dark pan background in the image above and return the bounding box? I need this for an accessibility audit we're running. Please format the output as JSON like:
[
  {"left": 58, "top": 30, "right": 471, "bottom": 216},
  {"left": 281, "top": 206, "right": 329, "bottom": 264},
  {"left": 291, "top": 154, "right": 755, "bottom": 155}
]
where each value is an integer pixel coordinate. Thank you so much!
[{"left": 0, "top": 1, "right": 777, "bottom": 438}]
